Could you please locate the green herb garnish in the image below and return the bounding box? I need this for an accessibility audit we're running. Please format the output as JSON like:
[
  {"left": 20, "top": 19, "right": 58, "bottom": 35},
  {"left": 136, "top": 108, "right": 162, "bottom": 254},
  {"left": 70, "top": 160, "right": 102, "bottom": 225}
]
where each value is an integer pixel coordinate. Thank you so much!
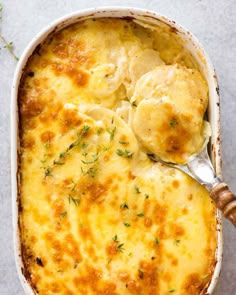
[
  {"left": 42, "top": 125, "right": 90, "bottom": 177},
  {"left": 120, "top": 202, "right": 129, "bottom": 209},
  {"left": 112, "top": 234, "right": 118, "bottom": 242},
  {"left": 61, "top": 211, "right": 67, "bottom": 218},
  {"left": 0, "top": 5, "right": 19, "bottom": 61},
  {"left": 119, "top": 140, "right": 128, "bottom": 145},
  {"left": 169, "top": 119, "right": 178, "bottom": 128},
  {"left": 116, "top": 149, "right": 133, "bottom": 158},
  {"left": 155, "top": 237, "right": 160, "bottom": 245},
  {"left": 68, "top": 195, "right": 80, "bottom": 206},
  {"left": 81, "top": 166, "right": 97, "bottom": 178},
  {"left": 81, "top": 153, "right": 99, "bottom": 164},
  {"left": 117, "top": 243, "right": 125, "bottom": 253},
  {"left": 44, "top": 141, "right": 50, "bottom": 149},
  {"left": 112, "top": 235, "right": 125, "bottom": 253},
  {"left": 131, "top": 101, "right": 137, "bottom": 107},
  {"left": 53, "top": 160, "right": 65, "bottom": 165},
  {"left": 81, "top": 142, "right": 89, "bottom": 149},
  {"left": 0, "top": 36, "right": 19, "bottom": 61},
  {"left": 123, "top": 222, "right": 131, "bottom": 227},
  {"left": 106, "top": 126, "right": 116, "bottom": 140},
  {"left": 174, "top": 239, "right": 181, "bottom": 246},
  {"left": 135, "top": 186, "right": 141, "bottom": 194},
  {"left": 41, "top": 166, "right": 53, "bottom": 178}
]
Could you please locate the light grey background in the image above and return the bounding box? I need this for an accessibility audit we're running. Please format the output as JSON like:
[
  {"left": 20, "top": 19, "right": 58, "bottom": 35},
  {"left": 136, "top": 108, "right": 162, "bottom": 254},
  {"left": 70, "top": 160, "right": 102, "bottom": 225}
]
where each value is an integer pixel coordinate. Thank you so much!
[{"left": 0, "top": 0, "right": 235, "bottom": 294}]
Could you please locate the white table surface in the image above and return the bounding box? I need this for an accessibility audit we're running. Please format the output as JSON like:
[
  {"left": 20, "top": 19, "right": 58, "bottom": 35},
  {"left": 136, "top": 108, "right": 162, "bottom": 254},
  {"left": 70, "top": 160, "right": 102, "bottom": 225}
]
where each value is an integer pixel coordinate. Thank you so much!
[{"left": 0, "top": 0, "right": 235, "bottom": 294}]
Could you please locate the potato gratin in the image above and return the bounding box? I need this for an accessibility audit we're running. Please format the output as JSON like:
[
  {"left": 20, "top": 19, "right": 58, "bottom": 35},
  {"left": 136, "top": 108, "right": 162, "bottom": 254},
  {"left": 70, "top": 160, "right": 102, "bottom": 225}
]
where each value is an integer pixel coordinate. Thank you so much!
[{"left": 19, "top": 18, "right": 217, "bottom": 295}]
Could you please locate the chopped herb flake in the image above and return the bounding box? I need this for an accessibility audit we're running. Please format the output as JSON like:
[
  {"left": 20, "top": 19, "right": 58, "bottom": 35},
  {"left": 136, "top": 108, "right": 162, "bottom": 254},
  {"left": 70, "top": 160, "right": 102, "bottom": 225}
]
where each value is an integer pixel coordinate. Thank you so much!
[
  {"left": 137, "top": 213, "right": 144, "bottom": 217},
  {"left": 138, "top": 269, "right": 144, "bottom": 279},
  {"left": 81, "top": 142, "right": 89, "bottom": 149},
  {"left": 112, "top": 235, "right": 125, "bottom": 252},
  {"left": 132, "top": 101, "right": 137, "bottom": 107},
  {"left": 123, "top": 222, "right": 131, "bottom": 227},
  {"left": 120, "top": 203, "right": 129, "bottom": 209},
  {"left": 107, "top": 126, "right": 116, "bottom": 140},
  {"left": 119, "top": 140, "right": 128, "bottom": 145},
  {"left": 45, "top": 141, "right": 50, "bottom": 149},
  {"left": 41, "top": 166, "right": 53, "bottom": 178},
  {"left": 174, "top": 239, "right": 181, "bottom": 246},
  {"left": 61, "top": 211, "right": 67, "bottom": 218},
  {"left": 155, "top": 237, "right": 160, "bottom": 245},
  {"left": 116, "top": 149, "right": 133, "bottom": 158},
  {"left": 135, "top": 186, "right": 141, "bottom": 194},
  {"left": 169, "top": 119, "right": 178, "bottom": 128},
  {"left": 117, "top": 243, "right": 125, "bottom": 253},
  {"left": 70, "top": 180, "right": 77, "bottom": 191},
  {"left": 53, "top": 160, "right": 65, "bottom": 165},
  {"left": 68, "top": 195, "right": 80, "bottom": 206},
  {"left": 112, "top": 234, "right": 118, "bottom": 242}
]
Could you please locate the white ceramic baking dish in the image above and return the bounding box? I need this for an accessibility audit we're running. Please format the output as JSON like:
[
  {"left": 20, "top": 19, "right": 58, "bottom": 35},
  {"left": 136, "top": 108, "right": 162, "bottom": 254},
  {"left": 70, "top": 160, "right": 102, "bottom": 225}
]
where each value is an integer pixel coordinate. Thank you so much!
[{"left": 11, "top": 7, "right": 223, "bottom": 295}]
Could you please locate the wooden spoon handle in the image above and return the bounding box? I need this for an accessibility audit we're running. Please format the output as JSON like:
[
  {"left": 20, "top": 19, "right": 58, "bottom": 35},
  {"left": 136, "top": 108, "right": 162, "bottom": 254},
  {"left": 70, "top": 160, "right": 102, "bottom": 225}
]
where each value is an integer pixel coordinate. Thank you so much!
[{"left": 210, "top": 183, "right": 236, "bottom": 226}]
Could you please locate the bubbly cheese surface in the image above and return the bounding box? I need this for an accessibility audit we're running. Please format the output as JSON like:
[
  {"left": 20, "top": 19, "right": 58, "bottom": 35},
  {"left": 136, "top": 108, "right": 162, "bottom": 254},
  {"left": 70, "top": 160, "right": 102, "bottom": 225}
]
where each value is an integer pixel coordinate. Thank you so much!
[{"left": 19, "top": 18, "right": 217, "bottom": 295}]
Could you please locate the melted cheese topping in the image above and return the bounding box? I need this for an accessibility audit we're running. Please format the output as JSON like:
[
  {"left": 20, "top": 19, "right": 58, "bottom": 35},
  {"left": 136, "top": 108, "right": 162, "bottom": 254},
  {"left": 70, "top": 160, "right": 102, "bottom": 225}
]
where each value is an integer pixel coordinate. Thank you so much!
[{"left": 19, "top": 18, "right": 216, "bottom": 295}]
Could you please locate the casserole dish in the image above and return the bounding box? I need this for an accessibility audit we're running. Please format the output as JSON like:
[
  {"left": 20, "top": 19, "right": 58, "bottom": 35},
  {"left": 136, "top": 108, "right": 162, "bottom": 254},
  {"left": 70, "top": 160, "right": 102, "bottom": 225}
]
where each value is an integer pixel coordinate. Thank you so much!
[{"left": 11, "top": 7, "right": 223, "bottom": 295}]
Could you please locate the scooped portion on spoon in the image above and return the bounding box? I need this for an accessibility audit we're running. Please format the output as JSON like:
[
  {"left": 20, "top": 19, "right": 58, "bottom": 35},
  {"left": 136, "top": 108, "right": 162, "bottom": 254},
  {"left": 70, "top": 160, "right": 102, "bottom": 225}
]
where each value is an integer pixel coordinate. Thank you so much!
[
  {"left": 131, "top": 64, "right": 236, "bottom": 227},
  {"left": 131, "top": 64, "right": 210, "bottom": 164}
]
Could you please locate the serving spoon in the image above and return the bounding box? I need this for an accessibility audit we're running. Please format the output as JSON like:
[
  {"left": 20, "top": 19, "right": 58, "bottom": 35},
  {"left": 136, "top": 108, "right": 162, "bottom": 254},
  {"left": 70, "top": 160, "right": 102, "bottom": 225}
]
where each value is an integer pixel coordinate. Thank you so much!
[{"left": 149, "top": 144, "right": 236, "bottom": 226}]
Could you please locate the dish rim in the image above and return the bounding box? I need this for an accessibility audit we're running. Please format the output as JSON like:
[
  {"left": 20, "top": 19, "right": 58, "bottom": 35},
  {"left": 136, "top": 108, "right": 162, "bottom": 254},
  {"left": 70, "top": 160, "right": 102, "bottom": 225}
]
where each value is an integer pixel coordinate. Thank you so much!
[{"left": 11, "top": 6, "right": 223, "bottom": 295}]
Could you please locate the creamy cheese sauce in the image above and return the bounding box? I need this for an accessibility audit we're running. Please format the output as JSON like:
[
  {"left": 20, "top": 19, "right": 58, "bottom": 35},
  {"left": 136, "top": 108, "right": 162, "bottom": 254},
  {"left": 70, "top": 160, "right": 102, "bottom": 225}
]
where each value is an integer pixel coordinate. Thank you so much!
[{"left": 19, "top": 18, "right": 216, "bottom": 295}]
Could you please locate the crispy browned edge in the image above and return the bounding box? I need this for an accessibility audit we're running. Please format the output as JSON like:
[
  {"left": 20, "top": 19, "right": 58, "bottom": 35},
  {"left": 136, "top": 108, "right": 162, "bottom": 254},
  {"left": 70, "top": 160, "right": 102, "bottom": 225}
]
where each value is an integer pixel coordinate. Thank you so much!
[
  {"left": 17, "top": 48, "right": 39, "bottom": 295},
  {"left": 16, "top": 15, "right": 217, "bottom": 295}
]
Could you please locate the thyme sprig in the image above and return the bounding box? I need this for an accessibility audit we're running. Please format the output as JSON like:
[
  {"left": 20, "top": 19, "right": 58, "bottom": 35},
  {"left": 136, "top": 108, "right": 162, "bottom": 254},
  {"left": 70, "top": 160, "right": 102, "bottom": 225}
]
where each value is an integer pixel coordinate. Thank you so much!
[
  {"left": 0, "top": 4, "right": 19, "bottom": 61},
  {"left": 42, "top": 125, "right": 90, "bottom": 178}
]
